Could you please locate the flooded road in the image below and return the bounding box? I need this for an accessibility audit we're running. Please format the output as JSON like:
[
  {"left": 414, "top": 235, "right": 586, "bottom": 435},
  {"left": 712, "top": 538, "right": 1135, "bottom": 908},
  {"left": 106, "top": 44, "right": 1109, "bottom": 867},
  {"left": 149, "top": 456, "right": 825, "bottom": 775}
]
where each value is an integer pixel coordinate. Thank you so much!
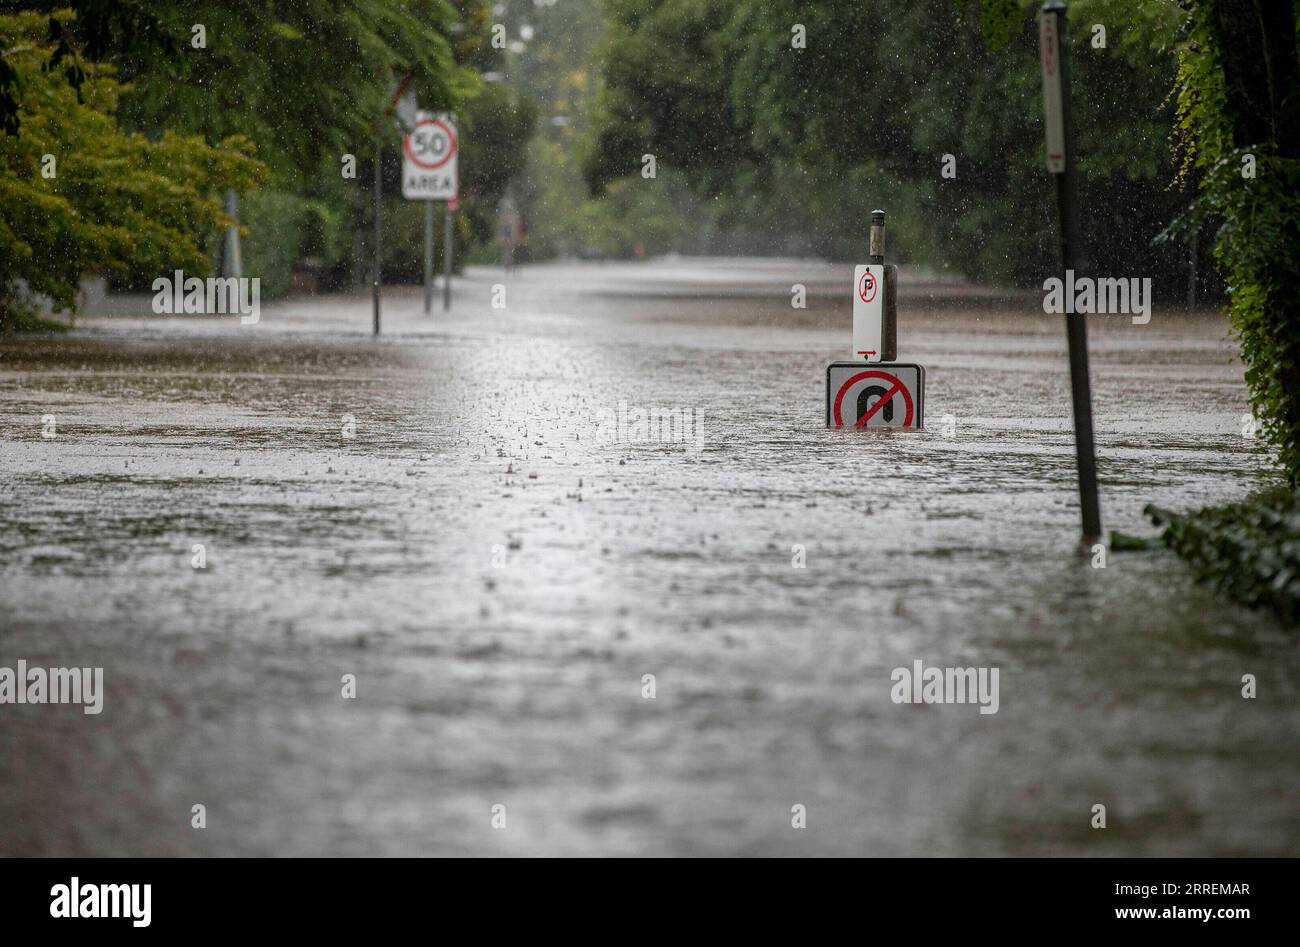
[{"left": 1, "top": 259, "right": 1295, "bottom": 856}]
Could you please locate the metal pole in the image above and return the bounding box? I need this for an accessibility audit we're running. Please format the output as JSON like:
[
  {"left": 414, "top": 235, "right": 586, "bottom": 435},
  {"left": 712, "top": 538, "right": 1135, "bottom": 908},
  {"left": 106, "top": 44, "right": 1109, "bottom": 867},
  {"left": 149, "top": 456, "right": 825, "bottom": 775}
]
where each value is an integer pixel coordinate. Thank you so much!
[
  {"left": 424, "top": 200, "right": 434, "bottom": 314},
  {"left": 869, "top": 208, "right": 897, "bottom": 361},
  {"left": 443, "top": 202, "right": 453, "bottom": 311},
  {"left": 223, "top": 190, "right": 243, "bottom": 280},
  {"left": 1043, "top": 0, "right": 1101, "bottom": 543},
  {"left": 372, "top": 141, "right": 382, "bottom": 336}
]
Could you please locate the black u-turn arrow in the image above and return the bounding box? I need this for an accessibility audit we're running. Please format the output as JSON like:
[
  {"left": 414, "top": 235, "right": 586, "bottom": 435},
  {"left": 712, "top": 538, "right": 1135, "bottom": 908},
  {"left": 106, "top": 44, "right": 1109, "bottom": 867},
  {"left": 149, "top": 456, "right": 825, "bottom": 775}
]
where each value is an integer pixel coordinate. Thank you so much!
[{"left": 856, "top": 384, "right": 895, "bottom": 425}]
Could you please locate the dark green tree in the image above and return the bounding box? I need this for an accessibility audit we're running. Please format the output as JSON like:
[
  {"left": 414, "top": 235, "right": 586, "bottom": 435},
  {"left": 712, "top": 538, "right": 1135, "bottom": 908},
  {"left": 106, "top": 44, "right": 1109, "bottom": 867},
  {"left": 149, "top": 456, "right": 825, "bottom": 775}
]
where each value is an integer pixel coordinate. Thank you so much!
[
  {"left": 0, "top": 9, "right": 265, "bottom": 327},
  {"left": 0, "top": 0, "right": 467, "bottom": 177},
  {"left": 1172, "top": 0, "right": 1300, "bottom": 481},
  {"left": 585, "top": 0, "right": 1190, "bottom": 284}
]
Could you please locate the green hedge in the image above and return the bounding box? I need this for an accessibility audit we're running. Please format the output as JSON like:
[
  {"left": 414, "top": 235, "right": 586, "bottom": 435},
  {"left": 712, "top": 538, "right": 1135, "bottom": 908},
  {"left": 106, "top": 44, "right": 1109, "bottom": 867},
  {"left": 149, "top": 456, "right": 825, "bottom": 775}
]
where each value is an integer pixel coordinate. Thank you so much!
[
  {"left": 1147, "top": 487, "right": 1300, "bottom": 626},
  {"left": 239, "top": 189, "right": 356, "bottom": 299}
]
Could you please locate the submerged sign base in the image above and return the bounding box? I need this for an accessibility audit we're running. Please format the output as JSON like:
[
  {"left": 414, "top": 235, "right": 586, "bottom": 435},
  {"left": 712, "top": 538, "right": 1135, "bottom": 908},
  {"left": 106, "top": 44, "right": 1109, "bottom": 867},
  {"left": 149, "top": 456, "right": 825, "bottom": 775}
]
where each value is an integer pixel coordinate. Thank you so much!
[{"left": 826, "top": 362, "right": 925, "bottom": 429}]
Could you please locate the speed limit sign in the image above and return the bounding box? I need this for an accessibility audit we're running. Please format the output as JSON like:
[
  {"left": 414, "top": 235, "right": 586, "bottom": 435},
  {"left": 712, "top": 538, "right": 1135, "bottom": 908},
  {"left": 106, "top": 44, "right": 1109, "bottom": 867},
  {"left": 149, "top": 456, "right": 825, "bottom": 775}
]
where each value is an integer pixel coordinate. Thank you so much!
[{"left": 402, "top": 111, "right": 458, "bottom": 200}]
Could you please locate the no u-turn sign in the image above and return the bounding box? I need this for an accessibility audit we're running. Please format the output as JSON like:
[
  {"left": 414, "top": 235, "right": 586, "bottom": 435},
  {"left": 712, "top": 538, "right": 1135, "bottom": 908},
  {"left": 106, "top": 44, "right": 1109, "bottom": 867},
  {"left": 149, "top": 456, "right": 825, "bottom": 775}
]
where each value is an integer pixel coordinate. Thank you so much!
[{"left": 826, "top": 362, "right": 925, "bottom": 429}]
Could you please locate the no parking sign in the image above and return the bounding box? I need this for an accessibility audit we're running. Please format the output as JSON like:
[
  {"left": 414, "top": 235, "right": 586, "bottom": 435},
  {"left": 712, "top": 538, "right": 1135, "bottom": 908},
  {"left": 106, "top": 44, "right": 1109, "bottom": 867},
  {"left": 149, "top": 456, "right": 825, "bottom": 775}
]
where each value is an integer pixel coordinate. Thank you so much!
[{"left": 853, "top": 264, "right": 884, "bottom": 360}]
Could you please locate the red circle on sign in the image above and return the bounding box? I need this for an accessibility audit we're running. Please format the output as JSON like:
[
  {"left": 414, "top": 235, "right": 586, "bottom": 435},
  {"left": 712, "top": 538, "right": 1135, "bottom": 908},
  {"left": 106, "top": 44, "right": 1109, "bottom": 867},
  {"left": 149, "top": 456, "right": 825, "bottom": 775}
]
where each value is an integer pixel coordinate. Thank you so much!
[
  {"left": 404, "top": 118, "right": 457, "bottom": 170},
  {"left": 858, "top": 270, "right": 878, "bottom": 303},
  {"left": 832, "top": 369, "right": 915, "bottom": 428}
]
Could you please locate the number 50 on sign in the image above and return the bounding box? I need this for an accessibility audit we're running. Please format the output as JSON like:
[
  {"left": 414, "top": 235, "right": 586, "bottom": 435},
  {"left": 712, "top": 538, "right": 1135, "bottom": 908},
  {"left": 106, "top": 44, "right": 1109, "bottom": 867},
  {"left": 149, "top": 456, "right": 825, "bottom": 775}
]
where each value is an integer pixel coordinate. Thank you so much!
[{"left": 403, "top": 112, "right": 458, "bottom": 200}]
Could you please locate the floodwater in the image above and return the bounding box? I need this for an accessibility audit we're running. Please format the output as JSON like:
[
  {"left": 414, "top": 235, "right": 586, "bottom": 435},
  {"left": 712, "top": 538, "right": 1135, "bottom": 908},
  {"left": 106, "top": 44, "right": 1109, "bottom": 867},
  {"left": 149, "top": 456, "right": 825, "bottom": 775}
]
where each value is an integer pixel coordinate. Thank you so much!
[{"left": 0, "top": 259, "right": 1295, "bottom": 856}]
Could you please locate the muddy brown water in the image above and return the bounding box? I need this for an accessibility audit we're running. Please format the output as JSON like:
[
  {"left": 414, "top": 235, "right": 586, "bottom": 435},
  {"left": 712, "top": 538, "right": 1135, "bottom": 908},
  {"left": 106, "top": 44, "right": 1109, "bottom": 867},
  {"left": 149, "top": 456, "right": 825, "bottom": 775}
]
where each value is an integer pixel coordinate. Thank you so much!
[{"left": 1, "top": 260, "right": 1294, "bottom": 855}]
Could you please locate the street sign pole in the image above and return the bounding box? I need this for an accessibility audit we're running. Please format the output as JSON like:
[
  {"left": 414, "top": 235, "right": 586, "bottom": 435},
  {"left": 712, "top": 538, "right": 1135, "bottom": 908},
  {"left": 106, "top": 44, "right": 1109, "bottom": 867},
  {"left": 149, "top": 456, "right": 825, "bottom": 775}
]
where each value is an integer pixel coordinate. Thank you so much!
[
  {"left": 869, "top": 209, "right": 885, "bottom": 265},
  {"left": 1041, "top": 0, "right": 1101, "bottom": 544},
  {"left": 443, "top": 202, "right": 453, "bottom": 311},
  {"left": 401, "top": 111, "right": 458, "bottom": 313},
  {"left": 852, "top": 210, "right": 896, "bottom": 362},
  {"left": 424, "top": 200, "right": 434, "bottom": 314},
  {"left": 372, "top": 141, "right": 382, "bottom": 336}
]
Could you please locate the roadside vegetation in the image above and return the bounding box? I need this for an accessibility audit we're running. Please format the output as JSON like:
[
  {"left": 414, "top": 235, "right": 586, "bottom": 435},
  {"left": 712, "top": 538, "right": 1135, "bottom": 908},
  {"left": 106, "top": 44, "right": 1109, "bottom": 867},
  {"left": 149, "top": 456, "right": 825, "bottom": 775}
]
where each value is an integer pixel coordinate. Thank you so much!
[
  {"left": 0, "top": 7, "right": 264, "bottom": 329},
  {"left": 0, "top": 0, "right": 532, "bottom": 323},
  {"left": 1145, "top": 0, "right": 1300, "bottom": 624},
  {"left": 583, "top": 0, "right": 1193, "bottom": 290},
  {"left": 1148, "top": 488, "right": 1300, "bottom": 626}
]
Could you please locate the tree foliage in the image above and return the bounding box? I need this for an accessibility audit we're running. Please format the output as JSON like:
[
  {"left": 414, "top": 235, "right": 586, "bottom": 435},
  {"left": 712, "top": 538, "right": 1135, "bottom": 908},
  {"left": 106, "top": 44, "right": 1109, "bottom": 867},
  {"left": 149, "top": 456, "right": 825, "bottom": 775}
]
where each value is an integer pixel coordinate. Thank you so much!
[
  {"left": 1140, "top": 0, "right": 1300, "bottom": 624},
  {"left": 1, "top": 0, "right": 468, "bottom": 178},
  {"left": 0, "top": 9, "right": 264, "bottom": 325},
  {"left": 585, "top": 0, "right": 1191, "bottom": 285},
  {"left": 0, "top": 1, "right": 519, "bottom": 309},
  {"left": 1170, "top": 0, "right": 1300, "bottom": 482},
  {"left": 1148, "top": 488, "right": 1300, "bottom": 626}
]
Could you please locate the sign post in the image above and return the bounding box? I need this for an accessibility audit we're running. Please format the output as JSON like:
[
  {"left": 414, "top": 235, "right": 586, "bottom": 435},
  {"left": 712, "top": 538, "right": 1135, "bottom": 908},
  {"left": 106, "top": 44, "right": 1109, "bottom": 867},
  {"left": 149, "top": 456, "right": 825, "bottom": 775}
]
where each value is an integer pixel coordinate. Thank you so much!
[
  {"left": 851, "top": 210, "right": 897, "bottom": 361},
  {"left": 402, "top": 111, "right": 458, "bottom": 313},
  {"left": 827, "top": 208, "right": 921, "bottom": 429},
  {"left": 372, "top": 141, "right": 381, "bottom": 336},
  {"left": 1041, "top": 0, "right": 1102, "bottom": 544},
  {"left": 424, "top": 201, "right": 434, "bottom": 314},
  {"left": 443, "top": 199, "right": 454, "bottom": 311}
]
